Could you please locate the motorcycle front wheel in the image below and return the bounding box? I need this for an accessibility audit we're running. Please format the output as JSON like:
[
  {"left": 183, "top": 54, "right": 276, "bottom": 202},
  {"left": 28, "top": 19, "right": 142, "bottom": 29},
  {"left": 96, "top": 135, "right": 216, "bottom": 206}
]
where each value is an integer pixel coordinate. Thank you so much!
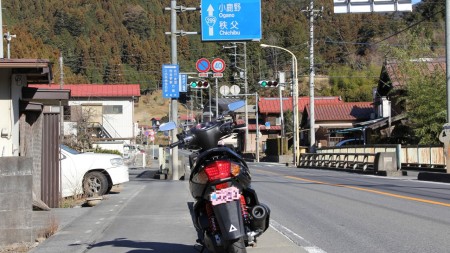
[{"left": 224, "top": 237, "right": 246, "bottom": 253}]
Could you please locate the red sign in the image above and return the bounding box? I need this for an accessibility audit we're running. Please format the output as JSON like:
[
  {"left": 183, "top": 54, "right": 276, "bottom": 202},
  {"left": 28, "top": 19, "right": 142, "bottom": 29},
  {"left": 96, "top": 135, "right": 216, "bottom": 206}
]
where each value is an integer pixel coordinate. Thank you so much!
[
  {"left": 211, "top": 58, "right": 226, "bottom": 73},
  {"left": 196, "top": 58, "right": 211, "bottom": 73}
]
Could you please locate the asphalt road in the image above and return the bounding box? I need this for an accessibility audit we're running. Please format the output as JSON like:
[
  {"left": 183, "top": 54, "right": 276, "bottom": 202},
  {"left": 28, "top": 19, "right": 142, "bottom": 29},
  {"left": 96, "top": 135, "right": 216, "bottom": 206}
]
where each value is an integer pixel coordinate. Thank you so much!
[
  {"left": 30, "top": 151, "right": 450, "bottom": 253},
  {"left": 250, "top": 163, "right": 450, "bottom": 253}
]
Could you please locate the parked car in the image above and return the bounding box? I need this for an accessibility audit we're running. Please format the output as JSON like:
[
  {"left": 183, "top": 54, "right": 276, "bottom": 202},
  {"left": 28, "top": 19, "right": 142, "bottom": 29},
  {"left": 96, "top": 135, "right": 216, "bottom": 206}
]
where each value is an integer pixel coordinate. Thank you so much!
[
  {"left": 60, "top": 145, "right": 129, "bottom": 198},
  {"left": 335, "top": 138, "right": 365, "bottom": 147}
]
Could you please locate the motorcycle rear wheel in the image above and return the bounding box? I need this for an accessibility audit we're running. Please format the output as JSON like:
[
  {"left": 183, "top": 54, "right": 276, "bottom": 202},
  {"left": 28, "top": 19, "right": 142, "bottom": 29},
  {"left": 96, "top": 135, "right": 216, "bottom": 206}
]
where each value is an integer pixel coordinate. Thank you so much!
[{"left": 225, "top": 237, "right": 246, "bottom": 253}]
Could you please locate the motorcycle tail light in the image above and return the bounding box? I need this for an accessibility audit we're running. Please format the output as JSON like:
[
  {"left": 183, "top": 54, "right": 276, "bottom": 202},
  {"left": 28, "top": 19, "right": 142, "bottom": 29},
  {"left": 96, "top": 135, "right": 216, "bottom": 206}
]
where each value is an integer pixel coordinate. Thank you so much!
[
  {"left": 230, "top": 163, "right": 241, "bottom": 177},
  {"left": 205, "top": 160, "right": 231, "bottom": 181}
]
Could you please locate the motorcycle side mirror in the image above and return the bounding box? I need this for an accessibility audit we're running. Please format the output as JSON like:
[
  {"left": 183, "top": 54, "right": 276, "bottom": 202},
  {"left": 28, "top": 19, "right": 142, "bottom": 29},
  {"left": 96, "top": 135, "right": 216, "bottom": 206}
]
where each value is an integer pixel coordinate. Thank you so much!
[
  {"left": 228, "top": 100, "right": 245, "bottom": 112},
  {"left": 158, "top": 121, "right": 176, "bottom": 131}
]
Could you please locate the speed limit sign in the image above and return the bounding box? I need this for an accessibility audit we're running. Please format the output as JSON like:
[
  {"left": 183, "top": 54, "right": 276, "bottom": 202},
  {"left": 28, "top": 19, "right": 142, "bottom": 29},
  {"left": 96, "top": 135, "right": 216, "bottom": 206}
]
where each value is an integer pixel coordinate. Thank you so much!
[{"left": 211, "top": 58, "right": 226, "bottom": 73}]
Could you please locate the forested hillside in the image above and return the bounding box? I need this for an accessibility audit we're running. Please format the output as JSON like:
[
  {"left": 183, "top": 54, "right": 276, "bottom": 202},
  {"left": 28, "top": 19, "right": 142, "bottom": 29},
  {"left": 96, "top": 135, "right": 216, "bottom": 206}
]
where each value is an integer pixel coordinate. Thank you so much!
[{"left": 2, "top": 0, "right": 445, "bottom": 101}]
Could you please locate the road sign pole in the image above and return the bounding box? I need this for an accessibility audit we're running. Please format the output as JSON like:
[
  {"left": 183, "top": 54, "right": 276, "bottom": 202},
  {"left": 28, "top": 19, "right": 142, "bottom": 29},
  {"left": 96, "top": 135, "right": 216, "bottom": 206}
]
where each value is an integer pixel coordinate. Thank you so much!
[{"left": 215, "top": 78, "right": 219, "bottom": 119}]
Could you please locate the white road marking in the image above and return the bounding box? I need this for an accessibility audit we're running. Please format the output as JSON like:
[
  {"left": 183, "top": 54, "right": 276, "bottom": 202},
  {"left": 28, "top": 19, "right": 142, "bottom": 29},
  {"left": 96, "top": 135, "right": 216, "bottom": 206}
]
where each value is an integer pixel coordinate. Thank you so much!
[
  {"left": 270, "top": 219, "right": 327, "bottom": 253},
  {"left": 85, "top": 230, "right": 92, "bottom": 234}
]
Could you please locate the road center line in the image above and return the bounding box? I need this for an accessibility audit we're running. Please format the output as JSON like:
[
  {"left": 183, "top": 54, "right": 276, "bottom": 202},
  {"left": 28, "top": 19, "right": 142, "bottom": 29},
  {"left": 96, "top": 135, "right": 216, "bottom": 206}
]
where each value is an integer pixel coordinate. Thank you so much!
[{"left": 285, "top": 175, "right": 450, "bottom": 208}]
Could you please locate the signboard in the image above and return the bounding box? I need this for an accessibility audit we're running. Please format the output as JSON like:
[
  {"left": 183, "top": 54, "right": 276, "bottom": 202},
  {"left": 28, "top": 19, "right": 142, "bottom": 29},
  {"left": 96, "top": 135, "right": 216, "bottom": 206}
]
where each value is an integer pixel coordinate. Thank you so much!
[
  {"left": 199, "top": 73, "right": 209, "bottom": 77},
  {"left": 211, "top": 58, "right": 226, "bottom": 73},
  {"left": 201, "top": 0, "right": 262, "bottom": 41},
  {"left": 230, "top": 85, "right": 240, "bottom": 95},
  {"left": 162, "top": 64, "right": 180, "bottom": 98},
  {"left": 220, "top": 85, "right": 230, "bottom": 96},
  {"left": 265, "top": 122, "right": 271, "bottom": 129},
  {"left": 180, "top": 74, "right": 188, "bottom": 92},
  {"left": 196, "top": 58, "right": 211, "bottom": 73},
  {"left": 334, "top": 0, "right": 412, "bottom": 13},
  {"left": 213, "top": 73, "right": 224, "bottom": 78}
]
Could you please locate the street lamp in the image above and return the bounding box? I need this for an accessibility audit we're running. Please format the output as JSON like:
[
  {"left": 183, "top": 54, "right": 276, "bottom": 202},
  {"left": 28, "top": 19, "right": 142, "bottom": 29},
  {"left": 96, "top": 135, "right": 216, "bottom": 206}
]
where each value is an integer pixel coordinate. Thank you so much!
[{"left": 260, "top": 44, "right": 299, "bottom": 166}]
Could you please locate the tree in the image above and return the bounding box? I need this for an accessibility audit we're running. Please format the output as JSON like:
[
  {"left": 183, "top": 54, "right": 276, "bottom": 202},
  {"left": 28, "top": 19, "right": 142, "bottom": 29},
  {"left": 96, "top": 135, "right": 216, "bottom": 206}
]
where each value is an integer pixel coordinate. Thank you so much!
[
  {"left": 380, "top": 29, "right": 445, "bottom": 145},
  {"left": 404, "top": 64, "right": 446, "bottom": 144}
]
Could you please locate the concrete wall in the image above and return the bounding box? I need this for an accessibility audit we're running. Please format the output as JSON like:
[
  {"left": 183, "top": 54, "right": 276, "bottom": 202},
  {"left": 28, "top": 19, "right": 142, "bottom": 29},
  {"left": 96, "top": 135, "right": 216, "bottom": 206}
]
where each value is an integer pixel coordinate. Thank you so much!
[{"left": 0, "top": 157, "right": 33, "bottom": 246}]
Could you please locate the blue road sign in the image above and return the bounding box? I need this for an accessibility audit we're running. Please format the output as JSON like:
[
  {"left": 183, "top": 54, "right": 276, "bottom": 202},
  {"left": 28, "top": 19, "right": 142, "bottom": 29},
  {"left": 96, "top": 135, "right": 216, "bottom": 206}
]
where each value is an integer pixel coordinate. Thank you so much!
[
  {"left": 162, "top": 64, "right": 180, "bottom": 98},
  {"left": 265, "top": 122, "right": 271, "bottom": 129},
  {"left": 201, "top": 0, "right": 262, "bottom": 41},
  {"left": 180, "top": 74, "right": 187, "bottom": 92}
]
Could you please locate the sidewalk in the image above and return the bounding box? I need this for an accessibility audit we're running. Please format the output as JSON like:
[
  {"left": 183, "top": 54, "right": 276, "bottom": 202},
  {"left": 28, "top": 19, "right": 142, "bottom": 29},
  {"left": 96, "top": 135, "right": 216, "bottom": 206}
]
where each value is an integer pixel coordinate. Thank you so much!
[{"left": 29, "top": 163, "right": 305, "bottom": 253}]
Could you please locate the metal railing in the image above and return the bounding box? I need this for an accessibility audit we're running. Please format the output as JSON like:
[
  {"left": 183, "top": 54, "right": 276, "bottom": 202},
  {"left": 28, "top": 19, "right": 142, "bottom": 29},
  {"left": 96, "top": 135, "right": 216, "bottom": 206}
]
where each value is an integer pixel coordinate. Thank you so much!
[{"left": 299, "top": 153, "right": 376, "bottom": 172}]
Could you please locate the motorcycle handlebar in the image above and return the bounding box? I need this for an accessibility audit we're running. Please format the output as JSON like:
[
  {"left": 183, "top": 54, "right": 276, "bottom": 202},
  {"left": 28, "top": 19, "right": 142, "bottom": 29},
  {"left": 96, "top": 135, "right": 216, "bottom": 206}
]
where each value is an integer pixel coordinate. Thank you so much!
[
  {"left": 168, "top": 135, "right": 194, "bottom": 149},
  {"left": 169, "top": 140, "right": 182, "bottom": 148}
]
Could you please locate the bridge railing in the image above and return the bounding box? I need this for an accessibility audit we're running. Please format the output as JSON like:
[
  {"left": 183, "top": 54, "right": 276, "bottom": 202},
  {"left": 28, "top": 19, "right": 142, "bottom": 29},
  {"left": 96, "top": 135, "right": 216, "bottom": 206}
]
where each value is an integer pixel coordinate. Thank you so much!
[{"left": 299, "top": 145, "right": 446, "bottom": 174}]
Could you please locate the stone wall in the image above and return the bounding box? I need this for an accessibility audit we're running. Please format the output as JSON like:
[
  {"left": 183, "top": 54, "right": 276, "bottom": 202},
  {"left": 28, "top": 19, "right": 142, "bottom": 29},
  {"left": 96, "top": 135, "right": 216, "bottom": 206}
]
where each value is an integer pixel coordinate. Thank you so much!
[{"left": 0, "top": 157, "right": 33, "bottom": 246}]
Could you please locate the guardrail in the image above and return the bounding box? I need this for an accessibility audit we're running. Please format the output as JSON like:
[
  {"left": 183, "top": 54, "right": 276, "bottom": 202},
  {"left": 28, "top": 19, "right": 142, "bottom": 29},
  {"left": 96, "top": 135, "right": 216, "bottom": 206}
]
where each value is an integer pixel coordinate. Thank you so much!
[{"left": 298, "top": 153, "right": 376, "bottom": 172}]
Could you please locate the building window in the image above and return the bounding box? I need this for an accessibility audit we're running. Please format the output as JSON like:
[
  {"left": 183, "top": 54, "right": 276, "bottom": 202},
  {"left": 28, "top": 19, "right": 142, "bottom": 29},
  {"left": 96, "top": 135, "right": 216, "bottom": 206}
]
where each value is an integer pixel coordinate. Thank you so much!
[{"left": 103, "top": 105, "right": 123, "bottom": 114}]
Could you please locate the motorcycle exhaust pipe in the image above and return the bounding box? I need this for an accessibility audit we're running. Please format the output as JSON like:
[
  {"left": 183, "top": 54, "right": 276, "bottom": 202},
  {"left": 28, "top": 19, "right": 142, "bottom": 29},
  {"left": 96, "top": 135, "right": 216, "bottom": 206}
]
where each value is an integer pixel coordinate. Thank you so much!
[{"left": 249, "top": 203, "right": 270, "bottom": 232}]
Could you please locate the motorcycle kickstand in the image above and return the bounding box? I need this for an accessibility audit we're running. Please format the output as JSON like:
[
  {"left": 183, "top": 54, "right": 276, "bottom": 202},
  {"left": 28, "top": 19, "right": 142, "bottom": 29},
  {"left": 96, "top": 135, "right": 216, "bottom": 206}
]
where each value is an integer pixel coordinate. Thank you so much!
[{"left": 195, "top": 239, "right": 206, "bottom": 253}]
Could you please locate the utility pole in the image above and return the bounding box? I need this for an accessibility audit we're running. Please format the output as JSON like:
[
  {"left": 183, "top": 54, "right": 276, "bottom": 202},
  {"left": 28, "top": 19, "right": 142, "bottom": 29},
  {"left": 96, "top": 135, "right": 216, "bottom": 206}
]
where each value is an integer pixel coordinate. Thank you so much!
[
  {"left": 0, "top": 0, "right": 3, "bottom": 58},
  {"left": 304, "top": 0, "right": 322, "bottom": 153},
  {"left": 164, "top": 0, "right": 198, "bottom": 180},
  {"left": 59, "top": 52, "right": 64, "bottom": 138}
]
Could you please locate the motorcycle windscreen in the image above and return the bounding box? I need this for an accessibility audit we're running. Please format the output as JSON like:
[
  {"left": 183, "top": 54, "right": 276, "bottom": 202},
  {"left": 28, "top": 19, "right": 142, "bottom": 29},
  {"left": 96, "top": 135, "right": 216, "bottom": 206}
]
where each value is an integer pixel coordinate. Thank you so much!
[{"left": 212, "top": 200, "right": 245, "bottom": 241}]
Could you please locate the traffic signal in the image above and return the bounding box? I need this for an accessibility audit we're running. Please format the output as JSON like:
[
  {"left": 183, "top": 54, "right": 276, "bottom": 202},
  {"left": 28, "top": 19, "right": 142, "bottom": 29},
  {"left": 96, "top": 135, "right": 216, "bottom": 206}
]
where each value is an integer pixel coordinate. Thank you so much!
[
  {"left": 190, "top": 80, "right": 209, "bottom": 89},
  {"left": 259, "top": 80, "right": 278, "bottom": 88}
]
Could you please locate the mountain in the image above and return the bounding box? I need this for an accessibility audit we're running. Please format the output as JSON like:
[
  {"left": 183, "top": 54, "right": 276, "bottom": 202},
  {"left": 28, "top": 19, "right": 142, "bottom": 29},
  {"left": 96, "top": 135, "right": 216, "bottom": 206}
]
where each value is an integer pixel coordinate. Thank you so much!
[{"left": 2, "top": 0, "right": 444, "bottom": 102}]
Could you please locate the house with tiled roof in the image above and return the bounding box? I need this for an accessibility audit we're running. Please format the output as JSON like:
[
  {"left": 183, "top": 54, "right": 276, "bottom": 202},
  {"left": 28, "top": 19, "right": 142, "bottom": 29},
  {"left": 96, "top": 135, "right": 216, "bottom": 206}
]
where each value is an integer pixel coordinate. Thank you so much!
[
  {"left": 301, "top": 102, "right": 375, "bottom": 147},
  {"left": 29, "top": 84, "right": 140, "bottom": 144},
  {"left": 240, "top": 96, "right": 344, "bottom": 153}
]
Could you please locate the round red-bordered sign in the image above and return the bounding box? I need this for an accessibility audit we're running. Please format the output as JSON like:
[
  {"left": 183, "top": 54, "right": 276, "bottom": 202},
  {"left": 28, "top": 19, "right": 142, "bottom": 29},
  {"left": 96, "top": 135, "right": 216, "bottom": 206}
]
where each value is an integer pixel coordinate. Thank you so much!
[
  {"left": 211, "top": 58, "right": 226, "bottom": 73},
  {"left": 196, "top": 58, "right": 211, "bottom": 73}
]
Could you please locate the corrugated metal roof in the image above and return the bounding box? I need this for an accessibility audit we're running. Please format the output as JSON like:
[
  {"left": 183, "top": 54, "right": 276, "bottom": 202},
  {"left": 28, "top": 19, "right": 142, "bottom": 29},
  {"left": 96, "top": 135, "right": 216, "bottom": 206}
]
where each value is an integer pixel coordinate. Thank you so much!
[{"left": 29, "top": 84, "right": 141, "bottom": 97}]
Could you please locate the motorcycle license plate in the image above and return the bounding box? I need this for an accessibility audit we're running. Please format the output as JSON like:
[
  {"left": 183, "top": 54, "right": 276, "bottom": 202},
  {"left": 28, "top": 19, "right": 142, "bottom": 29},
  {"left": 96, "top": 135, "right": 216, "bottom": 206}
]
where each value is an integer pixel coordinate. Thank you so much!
[{"left": 210, "top": 186, "right": 240, "bottom": 206}]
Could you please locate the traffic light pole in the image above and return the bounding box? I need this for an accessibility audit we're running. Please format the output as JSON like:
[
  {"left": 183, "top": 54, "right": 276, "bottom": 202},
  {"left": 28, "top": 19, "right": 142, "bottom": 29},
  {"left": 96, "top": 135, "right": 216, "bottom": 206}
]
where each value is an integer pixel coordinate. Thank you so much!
[{"left": 260, "top": 44, "right": 299, "bottom": 166}]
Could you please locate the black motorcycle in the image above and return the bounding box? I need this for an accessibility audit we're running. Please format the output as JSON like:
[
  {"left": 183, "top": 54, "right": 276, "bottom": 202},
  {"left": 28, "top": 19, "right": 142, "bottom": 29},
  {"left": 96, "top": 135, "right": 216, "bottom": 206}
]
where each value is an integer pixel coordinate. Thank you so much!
[{"left": 159, "top": 101, "right": 270, "bottom": 253}]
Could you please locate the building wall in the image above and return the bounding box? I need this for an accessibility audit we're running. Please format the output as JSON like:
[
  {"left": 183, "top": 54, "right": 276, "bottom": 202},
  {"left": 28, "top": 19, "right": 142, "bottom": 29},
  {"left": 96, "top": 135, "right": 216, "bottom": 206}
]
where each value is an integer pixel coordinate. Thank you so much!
[
  {"left": 68, "top": 98, "right": 135, "bottom": 140},
  {"left": 247, "top": 132, "right": 268, "bottom": 153},
  {"left": 0, "top": 69, "right": 20, "bottom": 157}
]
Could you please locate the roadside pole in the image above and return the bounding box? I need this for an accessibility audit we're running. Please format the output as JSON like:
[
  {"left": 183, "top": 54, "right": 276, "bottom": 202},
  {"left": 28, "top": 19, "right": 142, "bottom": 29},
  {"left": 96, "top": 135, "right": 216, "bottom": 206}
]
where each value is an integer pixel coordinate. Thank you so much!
[{"left": 164, "top": 0, "right": 198, "bottom": 180}]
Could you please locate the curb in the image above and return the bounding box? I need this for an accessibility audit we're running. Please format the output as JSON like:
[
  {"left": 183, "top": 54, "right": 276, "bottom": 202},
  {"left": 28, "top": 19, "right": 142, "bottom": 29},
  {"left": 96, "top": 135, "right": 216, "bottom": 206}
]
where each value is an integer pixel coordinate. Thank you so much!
[{"left": 417, "top": 172, "right": 450, "bottom": 183}]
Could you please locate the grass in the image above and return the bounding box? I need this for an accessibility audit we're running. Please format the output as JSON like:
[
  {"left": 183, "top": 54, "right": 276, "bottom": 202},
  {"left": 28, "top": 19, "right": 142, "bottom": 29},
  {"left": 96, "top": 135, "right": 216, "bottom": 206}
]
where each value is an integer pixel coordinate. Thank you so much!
[{"left": 37, "top": 214, "right": 59, "bottom": 239}]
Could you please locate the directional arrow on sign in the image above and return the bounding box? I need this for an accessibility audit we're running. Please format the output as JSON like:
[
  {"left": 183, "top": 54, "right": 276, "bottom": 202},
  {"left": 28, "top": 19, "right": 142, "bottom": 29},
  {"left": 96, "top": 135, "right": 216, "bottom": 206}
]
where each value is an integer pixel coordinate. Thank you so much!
[{"left": 207, "top": 4, "right": 214, "bottom": 16}]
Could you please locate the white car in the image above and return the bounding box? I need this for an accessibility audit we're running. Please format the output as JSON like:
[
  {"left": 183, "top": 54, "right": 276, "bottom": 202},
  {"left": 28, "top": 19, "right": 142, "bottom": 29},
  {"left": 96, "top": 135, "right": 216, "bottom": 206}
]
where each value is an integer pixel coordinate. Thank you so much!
[{"left": 60, "top": 145, "right": 129, "bottom": 198}]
